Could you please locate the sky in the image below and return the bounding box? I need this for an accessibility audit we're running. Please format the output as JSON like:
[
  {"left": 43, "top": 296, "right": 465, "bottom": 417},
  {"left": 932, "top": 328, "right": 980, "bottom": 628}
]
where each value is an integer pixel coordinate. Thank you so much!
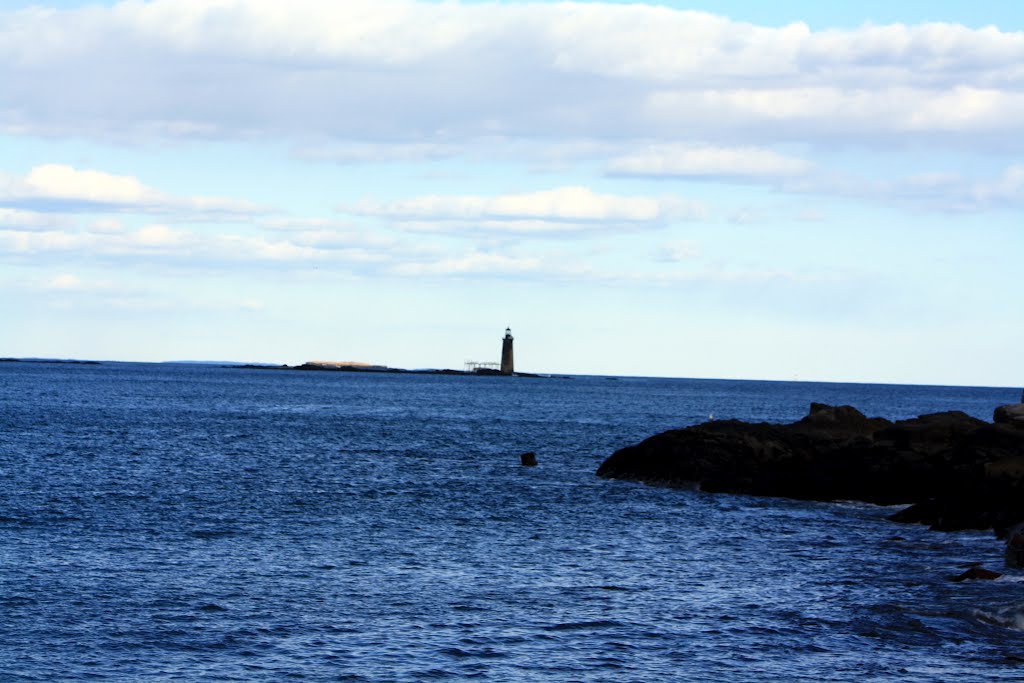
[{"left": 0, "top": 0, "right": 1021, "bottom": 386}]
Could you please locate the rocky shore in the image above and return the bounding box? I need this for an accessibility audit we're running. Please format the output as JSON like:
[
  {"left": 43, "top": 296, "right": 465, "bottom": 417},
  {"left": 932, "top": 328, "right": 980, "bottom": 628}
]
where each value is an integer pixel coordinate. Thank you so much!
[{"left": 597, "top": 403, "right": 1024, "bottom": 537}]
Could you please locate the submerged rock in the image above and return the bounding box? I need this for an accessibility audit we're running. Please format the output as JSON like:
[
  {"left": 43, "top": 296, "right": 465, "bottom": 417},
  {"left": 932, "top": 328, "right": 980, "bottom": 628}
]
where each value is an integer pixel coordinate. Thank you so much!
[
  {"left": 597, "top": 403, "right": 1024, "bottom": 534},
  {"left": 950, "top": 566, "right": 1003, "bottom": 582}
]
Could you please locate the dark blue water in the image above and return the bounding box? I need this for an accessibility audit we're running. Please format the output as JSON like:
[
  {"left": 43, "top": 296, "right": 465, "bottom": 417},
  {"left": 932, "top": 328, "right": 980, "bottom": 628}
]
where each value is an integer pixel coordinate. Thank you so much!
[{"left": 2, "top": 362, "right": 1023, "bottom": 681}]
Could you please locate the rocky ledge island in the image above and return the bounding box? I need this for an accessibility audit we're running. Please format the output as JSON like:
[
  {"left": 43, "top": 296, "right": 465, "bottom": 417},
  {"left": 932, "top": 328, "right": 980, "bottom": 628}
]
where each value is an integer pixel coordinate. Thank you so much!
[{"left": 598, "top": 403, "right": 1024, "bottom": 536}]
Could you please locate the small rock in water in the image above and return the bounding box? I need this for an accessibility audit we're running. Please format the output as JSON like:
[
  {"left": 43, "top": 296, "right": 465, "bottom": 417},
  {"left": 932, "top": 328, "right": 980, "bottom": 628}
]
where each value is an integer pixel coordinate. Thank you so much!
[
  {"left": 198, "top": 603, "right": 228, "bottom": 612},
  {"left": 520, "top": 452, "right": 537, "bottom": 466},
  {"left": 950, "top": 566, "right": 1002, "bottom": 582}
]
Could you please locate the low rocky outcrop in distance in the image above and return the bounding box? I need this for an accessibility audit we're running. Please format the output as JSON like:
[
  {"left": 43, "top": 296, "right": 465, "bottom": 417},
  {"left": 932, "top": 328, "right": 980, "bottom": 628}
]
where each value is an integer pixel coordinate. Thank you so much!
[{"left": 597, "top": 403, "right": 1024, "bottom": 535}]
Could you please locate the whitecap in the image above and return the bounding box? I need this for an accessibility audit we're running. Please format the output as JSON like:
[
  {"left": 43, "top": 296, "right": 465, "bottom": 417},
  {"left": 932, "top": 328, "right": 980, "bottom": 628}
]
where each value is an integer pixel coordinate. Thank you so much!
[{"left": 973, "top": 604, "right": 1024, "bottom": 631}]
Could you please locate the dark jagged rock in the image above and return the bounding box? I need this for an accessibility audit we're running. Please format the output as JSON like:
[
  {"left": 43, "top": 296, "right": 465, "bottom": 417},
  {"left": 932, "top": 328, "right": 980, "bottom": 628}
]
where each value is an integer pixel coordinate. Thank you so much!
[
  {"left": 796, "top": 402, "right": 892, "bottom": 438},
  {"left": 1005, "top": 524, "right": 1024, "bottom": 567},
  {"left": 520, "top": 452, "right": 538, "bottom": 466},
  {"left": 995, "top": 404, "right": 1024, "bottom": 426},
  {"left": 950, "top": 566, "right": 1003, "bottom": 582},
  {"left": 597, "top": 403, "right": 1024, "bottom": 534}
]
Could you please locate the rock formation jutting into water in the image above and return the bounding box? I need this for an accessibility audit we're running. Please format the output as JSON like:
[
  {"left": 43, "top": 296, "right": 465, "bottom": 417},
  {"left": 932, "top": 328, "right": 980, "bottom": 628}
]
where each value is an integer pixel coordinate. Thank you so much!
[{"left": 597, "top": 402, "right": 1024, "bottom": 536}]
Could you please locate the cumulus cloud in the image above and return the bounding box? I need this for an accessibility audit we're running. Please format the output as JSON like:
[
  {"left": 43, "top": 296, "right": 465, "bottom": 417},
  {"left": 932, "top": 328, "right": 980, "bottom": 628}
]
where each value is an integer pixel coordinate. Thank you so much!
[
  {"left": 25, "top": 164, "right": 158, "bottom": 204},
  {"left": 0, "top": 164, "right": 268, "bottom": 217},
  {"left": 607, "top": 144, "right": 812, "bottom": 179},
  {"left": 343, "top": 186, "right": 706, "bottom": 234},
  {"left": 0, "top": 2, "right": 1022, "bottom": 146}
]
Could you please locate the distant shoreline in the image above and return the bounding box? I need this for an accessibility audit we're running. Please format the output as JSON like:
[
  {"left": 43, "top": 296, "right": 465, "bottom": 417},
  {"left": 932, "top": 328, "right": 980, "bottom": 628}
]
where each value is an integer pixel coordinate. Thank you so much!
[
  {"left": 0, "top": 356, "right": 547, "bottom": 377},
  {"left": 0, "top": 358, "right": 101, "bottom": 365},
  {"left": 232, "top": 362, "right": 543, "bottom": 378}
]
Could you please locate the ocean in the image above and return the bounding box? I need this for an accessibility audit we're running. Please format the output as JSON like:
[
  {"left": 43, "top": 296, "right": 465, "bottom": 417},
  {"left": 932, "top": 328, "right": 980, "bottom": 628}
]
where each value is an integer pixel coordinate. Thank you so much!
[{"left": 2, "top": 361, "right": 1023, "bottom": 681}]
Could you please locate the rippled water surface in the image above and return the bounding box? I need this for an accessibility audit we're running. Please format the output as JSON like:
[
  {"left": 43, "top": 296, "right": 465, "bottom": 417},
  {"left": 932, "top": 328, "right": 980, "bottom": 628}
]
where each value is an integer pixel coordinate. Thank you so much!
[{"left": 2, "top": 362, "right": 1023, "bottom": 681}]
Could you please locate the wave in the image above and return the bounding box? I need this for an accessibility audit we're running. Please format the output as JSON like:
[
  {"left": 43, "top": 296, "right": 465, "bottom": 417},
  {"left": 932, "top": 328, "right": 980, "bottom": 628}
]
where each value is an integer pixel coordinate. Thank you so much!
[{"left": 973, "top": 604, "right": 1024, "bottom": 631}]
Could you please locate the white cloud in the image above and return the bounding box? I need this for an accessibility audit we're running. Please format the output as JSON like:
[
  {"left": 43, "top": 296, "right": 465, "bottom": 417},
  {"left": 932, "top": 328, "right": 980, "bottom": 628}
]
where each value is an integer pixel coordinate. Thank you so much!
[
  {"left": 795, "top": 208, "right": 826, "bottom": 222},
  {"left": 631, "top": 268, "right": 841, "bottom": 287},
  {"left": 0, "top": 214, "right": 596, "bottom": 280},
  {"left": 0, "top": 222, "right": 329, "bottom": 265},
  {"left": 386, "top": 248, "right": 838, "bottom": 285},
  {"left": 25, "top": 164, "right": 157, "bottom": 204},
  {"left": 114, "top": 226, "right": 330, "bottom": 262},
  {"left": 41, "top": 273, "right": 113, "bottom": 291},
  {"left": 644, "top": 87, "right": 1024, "bottom": 137},
  {"left": 607, "top": 144, "right": 812, "bottom": 179},
  {"left": 258, "top": 218, "right": 398, "bottom": 251},
  {"left": 213, "top": 234, "right": 324, "bottom": 261},
  {"left": 389, "top": 251, "right": 544, "bottom": 277},
  {"left": 781, "top": 163, "right": 1024, "bottom": 212},
  {"left": 287, "top": 231, "right": 397, "bottom": 255},
  {"left": 133, "top": 224, "right": 190, "bottom": 247},
  {"left": 727, "top": 207, "right": 765, "bottom": 224},
  {"left": 240, "top": 299, "right": 265, "bottom": 311},
  {"left": 293, "top": 142, "right": 462, "bottom": 164},
  {"left": 1, "top": 3, "right": 1022, "bottom": 145},
  {"left": 372, "top": 186, "right": 660, "bottom": 221},
  {"left": 971, "top": 164, "right": 1024, "bottom": 206},
  {"left": 0, "top": 164, "right": 268, "bottom": 217},
  {"left": 45, "top": 273, "right": 84, "bottom": 290},
  {"left": 260, "top": 217, "right": 336, "bottom": 230},
  {"left": 91, "top": 217, "right": 125, "bottom": 233},
  {"left": 344, "top": 186, "right": 706, "bottom": 234},
  {"left": 0, "top": 229, "right": 96, "bottom": 253},
  {"left": 0, "top": 207, "right": 67, "bottom": 229},
  {"left": 654, "top": 241, "right": 702, "bottom": 262}
]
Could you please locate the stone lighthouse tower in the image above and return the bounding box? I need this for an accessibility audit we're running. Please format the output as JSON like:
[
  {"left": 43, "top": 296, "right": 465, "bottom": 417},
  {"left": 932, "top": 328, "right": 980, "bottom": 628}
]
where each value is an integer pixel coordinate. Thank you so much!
[{"left": 500, "top": 327, "right": 514, "bottom": 375}]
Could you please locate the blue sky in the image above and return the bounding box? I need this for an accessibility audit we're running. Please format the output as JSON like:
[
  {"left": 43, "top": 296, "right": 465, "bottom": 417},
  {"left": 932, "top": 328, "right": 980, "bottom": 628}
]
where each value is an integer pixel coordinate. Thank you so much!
[
  {"left": 1, "top": 1, "right": 1022, "bottom": 385},
  {"left": 30, "top": 0, "right": 1024, "bottom": 28}
]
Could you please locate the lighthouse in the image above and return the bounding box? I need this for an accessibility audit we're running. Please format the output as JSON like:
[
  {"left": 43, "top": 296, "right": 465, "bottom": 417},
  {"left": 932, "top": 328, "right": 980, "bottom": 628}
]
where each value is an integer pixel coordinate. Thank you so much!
[{"left": 500, "top": 327, "right": 514, "bottom": 375}]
